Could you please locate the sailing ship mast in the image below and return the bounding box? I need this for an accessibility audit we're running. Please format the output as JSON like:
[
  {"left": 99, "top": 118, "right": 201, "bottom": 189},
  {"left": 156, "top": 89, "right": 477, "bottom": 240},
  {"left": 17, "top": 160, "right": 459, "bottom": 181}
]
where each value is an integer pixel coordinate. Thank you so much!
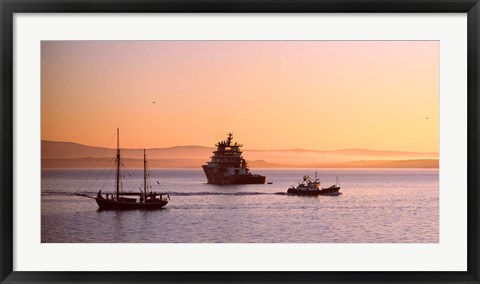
[
  {"left": 114, "top": 129, "right": 150, "bottom": 204},
  {"left": 144, "top": 149, "right": 147, "bottom": 203},
  {"left": 116, "top": 127, "right": 120, "bottom": 202}
]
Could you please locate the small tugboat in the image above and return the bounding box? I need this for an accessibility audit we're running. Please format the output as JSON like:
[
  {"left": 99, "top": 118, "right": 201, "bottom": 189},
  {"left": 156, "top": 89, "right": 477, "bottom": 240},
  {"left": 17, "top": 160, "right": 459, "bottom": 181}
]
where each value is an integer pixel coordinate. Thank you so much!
[
  {"left": 94, "top": 128, "right": 169, "bottom": 210},
  {"left": 202, "top": 133, "right": 267, "bottom": 185},
  {"left": 287, "top": 173, "right": 341, "bottom": 196}
]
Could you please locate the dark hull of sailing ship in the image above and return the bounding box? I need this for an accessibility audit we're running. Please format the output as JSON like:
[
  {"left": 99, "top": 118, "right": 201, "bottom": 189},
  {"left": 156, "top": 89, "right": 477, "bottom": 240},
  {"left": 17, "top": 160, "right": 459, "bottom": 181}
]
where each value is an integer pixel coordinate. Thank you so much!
[
  {"left": 93, "top": 128, "right": 168, "bottom": 210},
  {"left": 202, "top": 133, "right": 266, "bottom": 185},
  {"left": 95, "top": 193, "right": 168, "bottom": 210}
]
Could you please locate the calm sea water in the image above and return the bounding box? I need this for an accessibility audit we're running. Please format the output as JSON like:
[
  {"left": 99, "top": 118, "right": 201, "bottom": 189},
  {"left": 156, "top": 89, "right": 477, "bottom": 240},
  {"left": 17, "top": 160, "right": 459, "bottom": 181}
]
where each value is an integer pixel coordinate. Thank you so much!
[{"left": 41, "top": 168, "right": 438, "bottom": 243}]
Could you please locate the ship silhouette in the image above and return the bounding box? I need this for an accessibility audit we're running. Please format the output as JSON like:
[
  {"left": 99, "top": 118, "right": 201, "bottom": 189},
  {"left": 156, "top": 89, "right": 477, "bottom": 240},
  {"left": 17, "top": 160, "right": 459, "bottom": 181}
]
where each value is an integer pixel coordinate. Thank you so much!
[{"left": 202, "top": 133, "right": 267, "bottom": 185}]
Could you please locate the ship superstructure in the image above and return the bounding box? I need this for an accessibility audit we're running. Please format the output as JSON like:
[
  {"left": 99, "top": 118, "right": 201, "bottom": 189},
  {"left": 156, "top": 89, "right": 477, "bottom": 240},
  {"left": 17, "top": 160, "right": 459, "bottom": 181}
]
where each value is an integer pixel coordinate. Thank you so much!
[{"left": 202, "top": 133, "right": 266, "bottom": 185}]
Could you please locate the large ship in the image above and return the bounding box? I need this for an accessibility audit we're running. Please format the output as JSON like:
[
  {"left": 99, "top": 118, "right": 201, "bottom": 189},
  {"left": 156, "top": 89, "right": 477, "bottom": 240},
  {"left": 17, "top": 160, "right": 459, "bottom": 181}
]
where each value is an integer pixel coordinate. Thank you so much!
[{"left": 202, "top": 133, "right": 267, "bottom": 185}]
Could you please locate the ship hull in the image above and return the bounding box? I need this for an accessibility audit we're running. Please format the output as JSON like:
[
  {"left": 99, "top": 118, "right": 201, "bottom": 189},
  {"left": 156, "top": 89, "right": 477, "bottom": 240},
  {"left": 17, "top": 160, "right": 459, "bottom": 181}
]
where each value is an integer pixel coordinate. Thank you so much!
[
  {"left": 287, "top": 186, "right": 341, "bottom": 196},
  {"left": 95, "top": 198, "right": 168, "bottom": 210},
  {"left": 202, "top": 165, "right": 266, "bottom": 185}
]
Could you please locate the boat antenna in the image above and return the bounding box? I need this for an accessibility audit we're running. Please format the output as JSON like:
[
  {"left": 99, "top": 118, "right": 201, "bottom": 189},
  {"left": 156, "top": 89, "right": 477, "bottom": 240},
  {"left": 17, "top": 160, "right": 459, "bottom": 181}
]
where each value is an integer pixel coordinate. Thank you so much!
[{"left": 116, "top": 127, "right": 120, "bottom": 202}]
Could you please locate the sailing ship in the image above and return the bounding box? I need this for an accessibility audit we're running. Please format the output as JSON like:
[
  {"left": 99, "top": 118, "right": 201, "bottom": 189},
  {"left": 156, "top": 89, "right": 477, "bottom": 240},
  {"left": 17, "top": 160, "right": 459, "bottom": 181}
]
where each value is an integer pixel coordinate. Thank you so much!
[
  {"left": 202, "top": 133, "right": 267, "bottom": 185},
  {"left": 94, "top": 128, "right": 169, "bottom": 210},
  {"left": 287, "top": 173, "right": 341, "bottom": 196}
]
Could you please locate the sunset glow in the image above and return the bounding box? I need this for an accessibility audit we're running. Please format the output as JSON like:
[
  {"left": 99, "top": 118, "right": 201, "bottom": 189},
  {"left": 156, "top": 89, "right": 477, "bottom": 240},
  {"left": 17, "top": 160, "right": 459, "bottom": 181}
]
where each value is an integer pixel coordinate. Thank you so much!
[{"left": 41, "top": 41, "right": 439, "bottom": 152}]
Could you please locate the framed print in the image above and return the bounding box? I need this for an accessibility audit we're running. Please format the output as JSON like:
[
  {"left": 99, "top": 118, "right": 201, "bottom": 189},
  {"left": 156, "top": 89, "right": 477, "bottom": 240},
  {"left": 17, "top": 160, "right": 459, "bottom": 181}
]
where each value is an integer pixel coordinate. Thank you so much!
[{"left": 1, "top": 0, "right": 479, "bottom": 283}]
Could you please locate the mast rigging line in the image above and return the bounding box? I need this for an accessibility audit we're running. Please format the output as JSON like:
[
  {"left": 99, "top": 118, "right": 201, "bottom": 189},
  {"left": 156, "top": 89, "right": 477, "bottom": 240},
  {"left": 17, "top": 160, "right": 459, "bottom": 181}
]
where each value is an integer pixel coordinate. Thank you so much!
[
  {"left": 122, "top": 130, "right": 145, "bottom": 151},
  {"left": 73, "top": 130, "right": 117, "bottom": 193},
  {"left": 85, "top": 156, "right": 116, "bottom": 192},
  {"left": 98, "top": 160, "right": 118, "bottom": 191}
]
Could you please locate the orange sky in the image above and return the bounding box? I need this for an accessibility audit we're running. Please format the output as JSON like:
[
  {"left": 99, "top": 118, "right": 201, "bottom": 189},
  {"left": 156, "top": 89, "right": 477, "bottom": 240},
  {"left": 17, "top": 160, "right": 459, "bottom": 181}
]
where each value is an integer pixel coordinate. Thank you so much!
[{"left": 41, "top": 41, "right": 439, "bottom": 152}]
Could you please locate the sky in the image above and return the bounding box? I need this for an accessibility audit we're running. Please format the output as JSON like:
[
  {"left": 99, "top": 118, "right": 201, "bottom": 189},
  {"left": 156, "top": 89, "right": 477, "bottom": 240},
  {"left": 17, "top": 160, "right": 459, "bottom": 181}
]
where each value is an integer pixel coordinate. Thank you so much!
[{"left": 41, "top": 41, "right": 439, "bottom": 152}]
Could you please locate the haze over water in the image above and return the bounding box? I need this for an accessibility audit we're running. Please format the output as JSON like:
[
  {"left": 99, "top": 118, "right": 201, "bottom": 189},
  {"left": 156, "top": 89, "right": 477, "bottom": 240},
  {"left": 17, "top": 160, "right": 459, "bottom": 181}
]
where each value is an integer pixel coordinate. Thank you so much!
[{"left": 42, "top": 168, "right": 438, "bottom": 243}]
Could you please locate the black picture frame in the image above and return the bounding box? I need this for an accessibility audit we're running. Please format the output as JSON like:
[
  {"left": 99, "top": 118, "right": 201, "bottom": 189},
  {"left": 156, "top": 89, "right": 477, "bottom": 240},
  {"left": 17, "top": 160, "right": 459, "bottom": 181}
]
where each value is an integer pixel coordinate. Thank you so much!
[{"left": 1, "top": 0, "right": 479, "bottom": 283}]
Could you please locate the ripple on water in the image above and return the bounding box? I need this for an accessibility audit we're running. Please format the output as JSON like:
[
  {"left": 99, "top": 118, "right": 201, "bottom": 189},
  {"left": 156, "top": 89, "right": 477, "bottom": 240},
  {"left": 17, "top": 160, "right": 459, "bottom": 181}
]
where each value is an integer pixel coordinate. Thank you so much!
[{"left": 41, "top": 168, "right": 439, "bottom": 243}]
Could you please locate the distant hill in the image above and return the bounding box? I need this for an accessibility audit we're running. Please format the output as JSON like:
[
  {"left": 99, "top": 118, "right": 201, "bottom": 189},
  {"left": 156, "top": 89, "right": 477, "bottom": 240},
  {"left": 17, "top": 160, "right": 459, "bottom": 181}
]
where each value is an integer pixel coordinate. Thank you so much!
[
  {"left": 41, "top": 157, "right": 206, "bottom": 169},
  {"left": 41, "top": 140, "right": 439, "bottom": 169},
  {"left": 249, "top": 148, "right": 436, "bottom": 157},
  {"left": 41, "top": 140, "right": 213, "bottom": 159}
]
